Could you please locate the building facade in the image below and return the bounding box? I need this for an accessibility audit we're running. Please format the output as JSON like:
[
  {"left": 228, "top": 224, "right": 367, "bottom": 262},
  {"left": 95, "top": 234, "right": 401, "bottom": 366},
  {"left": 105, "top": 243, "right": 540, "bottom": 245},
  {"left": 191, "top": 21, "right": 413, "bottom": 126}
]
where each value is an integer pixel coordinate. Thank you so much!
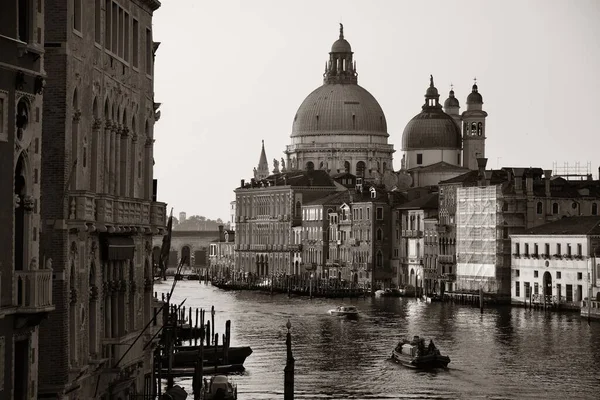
[
  {"left": 209, "top": 227, "right": 236, "bottom": 279},
  {"left": 511, "top": 216, "right": 600, "bottom": 309},
  {"left": 235, "top": 170, "right": 342, "bottom": 276},
  {"left": 0, "top": 2, "right": 55, "bottom": 399},
  {"left": 39, "top": 1, "right": 165, "bottom": 398}
]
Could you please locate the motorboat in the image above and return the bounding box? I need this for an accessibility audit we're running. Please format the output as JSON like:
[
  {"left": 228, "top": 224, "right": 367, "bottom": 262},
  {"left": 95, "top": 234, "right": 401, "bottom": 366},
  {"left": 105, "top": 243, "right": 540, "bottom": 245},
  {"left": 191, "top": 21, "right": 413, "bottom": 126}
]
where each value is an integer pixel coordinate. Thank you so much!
[
  {"left": 391, "top": 336, "right": 450, "bottom": 369},
  {"left": 375, "top": 288, "right": 405, "bottom": 297},
  {"left": 328, "top": 305, "right": 359, "bottom": 317},
  {"left": 202, "top": 375, "right": 237, "bottom": 399}
]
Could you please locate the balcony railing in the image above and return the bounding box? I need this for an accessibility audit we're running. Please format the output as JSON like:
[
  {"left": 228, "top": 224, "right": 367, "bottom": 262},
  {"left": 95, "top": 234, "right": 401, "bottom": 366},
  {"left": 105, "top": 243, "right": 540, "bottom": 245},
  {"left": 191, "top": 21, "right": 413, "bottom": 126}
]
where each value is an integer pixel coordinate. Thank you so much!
[
  {"left": 68, "top": 191, "right": 166, "bottom": 228},
  {"left": 402, "top": 230, "right": 423, "bottom": 238},
  {"left": 437, "top": 254, "right": 456, "bottom": 264},
  {"left": 14, "top": 269, "right": 54, "bottom": 312},
  {"left": 441, "top": 273, "right": 456, "bottom": 281}
]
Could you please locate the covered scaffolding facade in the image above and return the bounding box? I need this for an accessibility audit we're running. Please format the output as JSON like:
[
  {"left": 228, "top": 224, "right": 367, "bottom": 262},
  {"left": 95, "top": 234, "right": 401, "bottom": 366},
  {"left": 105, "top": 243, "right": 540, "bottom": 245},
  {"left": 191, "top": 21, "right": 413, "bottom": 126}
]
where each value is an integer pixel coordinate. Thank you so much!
[{"left": 455, "top": 185, "right": 511, "bottom": 301}]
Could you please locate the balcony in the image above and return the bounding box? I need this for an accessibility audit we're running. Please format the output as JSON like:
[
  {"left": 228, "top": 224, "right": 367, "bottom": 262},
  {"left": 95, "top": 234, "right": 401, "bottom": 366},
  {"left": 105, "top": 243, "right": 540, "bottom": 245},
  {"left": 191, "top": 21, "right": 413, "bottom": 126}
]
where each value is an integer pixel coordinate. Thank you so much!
[
  {"left": 402, "top": 230, "right": 423, "bottom": 238},
  {"left": 441, "top": 273, "right": 456, "bottom": 282},
  {"left": 437, "top": 254, "right": 456, "bottom": 264},
  {"left": 68, "top": 191, "right": 167, "bottom": 230},
  {"left": 14, "top": 269, "right": 54, "bottom": 313}
]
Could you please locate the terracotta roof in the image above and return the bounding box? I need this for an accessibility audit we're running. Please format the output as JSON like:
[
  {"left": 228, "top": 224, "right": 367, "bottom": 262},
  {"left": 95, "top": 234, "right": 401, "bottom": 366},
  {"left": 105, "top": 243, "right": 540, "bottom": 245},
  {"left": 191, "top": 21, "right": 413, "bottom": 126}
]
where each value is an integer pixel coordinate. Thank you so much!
[
  {"left": 305, "top": 190, "right": 351, "bottom": 206},
  {"left": 439, "top": 169, "right": 509, "bottom": 185},
  {"left": 396, "top": 193, "right": 439, "bottom": 210},
  {"left": 522, "top": 216, "right": 600, "bottom": 235},
  {"left": 171, "top": 231, "right": 220, "bottom": 238}
]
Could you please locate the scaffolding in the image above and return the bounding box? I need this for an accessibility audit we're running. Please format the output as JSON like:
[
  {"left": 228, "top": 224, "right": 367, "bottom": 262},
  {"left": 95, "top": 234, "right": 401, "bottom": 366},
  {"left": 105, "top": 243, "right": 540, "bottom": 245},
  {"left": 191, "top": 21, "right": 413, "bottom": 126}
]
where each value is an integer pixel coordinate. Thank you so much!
[
  {"left": 456, "top": 185, "right": 503, "bottom": 293},
  {"left": 552, "top": 161, "right": 594, "bottom": 180}
]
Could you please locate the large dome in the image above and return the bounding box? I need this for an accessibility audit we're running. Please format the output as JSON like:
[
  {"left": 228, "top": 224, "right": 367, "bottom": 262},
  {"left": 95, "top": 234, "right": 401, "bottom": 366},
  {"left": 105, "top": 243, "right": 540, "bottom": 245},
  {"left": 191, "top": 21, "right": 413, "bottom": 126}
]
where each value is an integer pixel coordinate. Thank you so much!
[
  {"left": 402, "top": 110, "right": 461, "bottom": 150},
  {"left": 291, "top": 84, "right": 388, "bottom": 137}
]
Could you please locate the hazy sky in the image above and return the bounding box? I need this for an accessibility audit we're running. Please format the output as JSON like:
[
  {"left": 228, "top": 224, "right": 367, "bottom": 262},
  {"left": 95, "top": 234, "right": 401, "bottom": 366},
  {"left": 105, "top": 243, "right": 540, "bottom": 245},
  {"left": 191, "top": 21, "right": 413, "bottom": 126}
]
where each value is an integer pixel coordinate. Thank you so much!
[{"left": 152, "top": 0, "right": 600, "bottom": 221}]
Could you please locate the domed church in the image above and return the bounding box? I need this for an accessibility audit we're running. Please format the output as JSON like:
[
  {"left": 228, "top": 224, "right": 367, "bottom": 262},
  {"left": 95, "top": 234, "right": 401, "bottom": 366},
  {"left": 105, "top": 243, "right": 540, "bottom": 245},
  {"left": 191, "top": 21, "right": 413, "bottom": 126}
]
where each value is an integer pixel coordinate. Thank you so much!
[{"left": 284, "top": 24, "right": 395, "bottom": 179}]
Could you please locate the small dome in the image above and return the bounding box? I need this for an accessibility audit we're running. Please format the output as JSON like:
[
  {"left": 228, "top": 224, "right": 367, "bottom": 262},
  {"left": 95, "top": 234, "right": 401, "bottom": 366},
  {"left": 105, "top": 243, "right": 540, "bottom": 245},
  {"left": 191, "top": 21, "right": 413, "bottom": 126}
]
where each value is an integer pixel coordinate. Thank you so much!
[
  {"left": 331, "top": 38, "right": 351, "bottom": 53},
  {"left": 426, "top": 86, "right": 439, "bottom": 98},
  {"left": 444, "top": 90, "right": 460, "bottom": 108},
  {"left": 466, "top": 84, "right": 483, "bottom": 105},
  {"left": 402, "top": 110, "right": 461, "bottom": 150}
]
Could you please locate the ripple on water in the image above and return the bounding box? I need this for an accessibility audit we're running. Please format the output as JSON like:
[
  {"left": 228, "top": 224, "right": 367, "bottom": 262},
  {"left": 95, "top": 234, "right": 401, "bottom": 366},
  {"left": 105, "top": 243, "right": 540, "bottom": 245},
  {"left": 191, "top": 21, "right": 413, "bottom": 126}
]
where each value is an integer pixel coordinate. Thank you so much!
[{"left": 157, "top": 281, "right": 600, "bottom": 400}]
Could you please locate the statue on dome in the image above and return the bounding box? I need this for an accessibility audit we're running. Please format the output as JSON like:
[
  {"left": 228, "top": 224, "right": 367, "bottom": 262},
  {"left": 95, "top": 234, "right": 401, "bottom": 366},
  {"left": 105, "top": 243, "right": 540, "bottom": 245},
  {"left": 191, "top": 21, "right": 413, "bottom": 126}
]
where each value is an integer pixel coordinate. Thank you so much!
[
  {"left": 253, "top": 167, "right": 258, "bottom": 179},
  {"left": 401, "top": 154, "right": 406, "bottom": 171},
  {"left": 281, "top": 158, "right": 286, "bottom": 172},
  {"left": 273, "top": 158, "right": 280, "bottom": 174},
  {"left": 430, "top": 74, "right": 434, "bottom": 87}
]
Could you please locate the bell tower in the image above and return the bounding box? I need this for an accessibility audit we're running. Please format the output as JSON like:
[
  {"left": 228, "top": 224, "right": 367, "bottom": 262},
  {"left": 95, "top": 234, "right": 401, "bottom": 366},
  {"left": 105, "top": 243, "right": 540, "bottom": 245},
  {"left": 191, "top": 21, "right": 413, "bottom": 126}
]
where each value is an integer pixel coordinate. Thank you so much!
[
  {"left": 461, "top": 80, "right": 488, "bottom": 170},
  {"left": 254, "top": 140, "right": 269, "bottom": 180}
]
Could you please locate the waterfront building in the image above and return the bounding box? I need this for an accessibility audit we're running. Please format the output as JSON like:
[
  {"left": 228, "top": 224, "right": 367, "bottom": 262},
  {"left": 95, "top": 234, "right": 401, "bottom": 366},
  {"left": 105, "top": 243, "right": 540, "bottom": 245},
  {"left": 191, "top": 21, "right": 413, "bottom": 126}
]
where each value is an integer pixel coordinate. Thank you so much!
[
  {"left": 438, "top": 161, "right": 600, "bottom": 302},
  {"left": 301, "top": 191, "right": 351, "bottom": 279},
  {"left": 38, "top": 1, "right": 165, "bottom": 398},
  {"left": 234, "top": 170, "right": 342, "bottom": 276},
  {"left": 0, "top": 2, "right": 55, "bottom": 399},
  {"left": 395, "top": 193, "right": 439, "bottom": 291},
  {"left": 209, "top": 226, "right": 236, "bottom": 279},
  {"left": 424, "top": 215, "right": 441, "bottom": 294},
  {"left": 510, "top": 216, "right": 600, "bottom": 309},
  {"left": 151, "top": 230, "right": 219, "bottom": 275}
]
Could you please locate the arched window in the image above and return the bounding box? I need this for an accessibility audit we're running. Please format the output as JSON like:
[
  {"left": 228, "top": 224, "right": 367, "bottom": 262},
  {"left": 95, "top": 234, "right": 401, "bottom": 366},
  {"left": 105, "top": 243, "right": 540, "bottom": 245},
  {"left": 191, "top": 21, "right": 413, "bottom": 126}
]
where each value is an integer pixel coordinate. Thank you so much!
[
  {"left": 471, "top": 122, "right": 477, "bottom": 134},
  {"left": 306, "top": 161, "right": 314, "bottom": 171},
  {"left": 536, "top": 202, "right": 543, "bottom": 215},
  {"left": 376, "top": 251, "right": 383, "bottom": 267},
  {"left": 295, "top": 201, "right": 301, "bottom": 217},
  {"left": 552, "top": 203, "right": 559, "bottom": 214},
  {"left": 344, "top": 160, "right": 350, "bottom": 173},
  {"left": 376, "top": 228, "right": 383, "bottom": 241},
  {"left": 319, "top": 161, "right": 325, "bottom": 170},
  {"left": 356, "top": 161, "right": 365, "bottom": 177},
  {"left": 593, "top": 203, "right": 598, "bottom": 216},
  {"left": 14, "top": 154, "right": 27, "bottom": 271},
  {"left": 477, "top": 122, "right": 483, "bottom": 135}
]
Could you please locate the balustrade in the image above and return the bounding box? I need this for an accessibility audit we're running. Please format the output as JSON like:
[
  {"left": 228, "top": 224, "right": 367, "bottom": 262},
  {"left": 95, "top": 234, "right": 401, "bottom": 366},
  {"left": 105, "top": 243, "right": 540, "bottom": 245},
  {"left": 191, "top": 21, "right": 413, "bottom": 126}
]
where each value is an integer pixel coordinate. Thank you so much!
[{"left": 14, "top": 269, "right": 54, "bottom": 312}]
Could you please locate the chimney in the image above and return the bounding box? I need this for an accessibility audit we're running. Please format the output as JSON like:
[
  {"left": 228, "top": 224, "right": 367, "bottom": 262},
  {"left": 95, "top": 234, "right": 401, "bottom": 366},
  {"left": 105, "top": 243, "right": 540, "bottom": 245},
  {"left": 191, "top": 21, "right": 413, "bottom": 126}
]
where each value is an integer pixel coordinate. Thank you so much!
[
  {"left": 218, "top": 225, "right": 224, "bottom": 242},
  {"left": 241, "top": 179, "right": 245, "bottom": 188},
  {"left": 544, "top": 169, "right": 552, "bottom": 197},
  {"left": 477, "top": 158, "right": 488, "bottom": 186},
  {"left": 525, "top": 176, "right": 533, "bottom": 196},
  {"left": 484, "top": 170, "right": 493, "bottom": 186},
  {"left": 514, "top": 168, "right": 524, "bottom": 195}
]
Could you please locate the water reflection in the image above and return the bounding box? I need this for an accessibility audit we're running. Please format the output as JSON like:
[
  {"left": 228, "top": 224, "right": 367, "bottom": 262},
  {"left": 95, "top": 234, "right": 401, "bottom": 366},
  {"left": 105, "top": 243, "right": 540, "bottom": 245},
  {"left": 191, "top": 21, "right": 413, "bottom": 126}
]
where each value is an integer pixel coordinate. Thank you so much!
[{"left": 157, "top": 280, "right": 600, "bottom": 400}]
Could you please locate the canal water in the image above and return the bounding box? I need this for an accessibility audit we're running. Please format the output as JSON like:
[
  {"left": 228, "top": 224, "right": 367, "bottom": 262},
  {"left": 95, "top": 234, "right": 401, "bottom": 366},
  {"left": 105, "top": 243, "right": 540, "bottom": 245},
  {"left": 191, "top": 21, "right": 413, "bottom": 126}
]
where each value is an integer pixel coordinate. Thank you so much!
[{"left": 156, "top": 279, "right": 600, "bottom": 400}]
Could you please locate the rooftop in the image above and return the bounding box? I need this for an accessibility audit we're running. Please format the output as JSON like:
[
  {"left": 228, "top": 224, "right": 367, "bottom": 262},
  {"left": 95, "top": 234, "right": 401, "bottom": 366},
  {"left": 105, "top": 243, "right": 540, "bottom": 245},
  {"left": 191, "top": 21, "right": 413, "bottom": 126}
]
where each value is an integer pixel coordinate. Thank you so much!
[{"left": 521, "top": 216, "right": 600, "bottom": 236}]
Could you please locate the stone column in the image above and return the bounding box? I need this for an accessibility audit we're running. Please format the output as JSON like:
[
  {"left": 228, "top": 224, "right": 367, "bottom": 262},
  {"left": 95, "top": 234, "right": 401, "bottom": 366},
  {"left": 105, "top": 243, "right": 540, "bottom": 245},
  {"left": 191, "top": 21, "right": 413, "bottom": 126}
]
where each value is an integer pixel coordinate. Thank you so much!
[
  {"left": 91, "top": 118, "right": 102, "bottom": 192},
  {"left": 120, "top": 127, "right": 130, "bottom": 197},
  {"left": 109, "top": 124, "right": 117, "bottom": 195},
  {"left": 144, "top": 137, "right": 153, "bottom": 200},
  {"left": 115, "top": 125, "right": 121, "bottom": 196},
  {"left": 104, "top": 121, "right": 112, "bottom": 194}
]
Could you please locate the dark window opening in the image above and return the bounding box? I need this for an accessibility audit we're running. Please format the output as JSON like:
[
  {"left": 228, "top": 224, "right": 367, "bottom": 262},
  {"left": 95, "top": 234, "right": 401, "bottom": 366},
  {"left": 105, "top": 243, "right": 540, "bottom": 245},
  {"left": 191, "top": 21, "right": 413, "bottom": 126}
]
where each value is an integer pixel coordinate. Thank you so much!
[{"left": 416, "top": 153, "right": 423, "bottom": 165}]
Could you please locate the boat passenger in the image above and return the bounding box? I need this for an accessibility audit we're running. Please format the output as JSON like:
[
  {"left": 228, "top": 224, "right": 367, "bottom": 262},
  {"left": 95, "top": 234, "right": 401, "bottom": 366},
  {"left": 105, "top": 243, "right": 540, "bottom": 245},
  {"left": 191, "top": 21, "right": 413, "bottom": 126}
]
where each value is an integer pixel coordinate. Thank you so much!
[{"left": 428, "top": 340, "right": 436, "bottom": 353}]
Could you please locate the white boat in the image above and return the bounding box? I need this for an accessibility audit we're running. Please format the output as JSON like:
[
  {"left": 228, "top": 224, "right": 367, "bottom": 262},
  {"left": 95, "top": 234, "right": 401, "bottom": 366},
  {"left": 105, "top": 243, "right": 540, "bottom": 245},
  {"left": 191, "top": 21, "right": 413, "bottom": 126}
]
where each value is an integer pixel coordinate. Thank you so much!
[
  {"left": 202, "top": 375, "right": 237, "bottom": 399},
  {"left": 328, "top": 305, "right": 359, "bottom": 317}
]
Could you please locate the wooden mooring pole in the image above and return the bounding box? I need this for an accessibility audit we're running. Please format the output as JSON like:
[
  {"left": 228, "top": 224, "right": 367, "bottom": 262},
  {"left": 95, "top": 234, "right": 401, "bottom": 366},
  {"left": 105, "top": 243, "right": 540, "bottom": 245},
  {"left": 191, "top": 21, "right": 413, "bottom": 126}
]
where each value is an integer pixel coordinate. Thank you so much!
[
  {"left": 284, "top": 319, "right": 295, "bottom": 400},
  {"left": 479, "top": 286, "right": 484, "bottom": 314}
]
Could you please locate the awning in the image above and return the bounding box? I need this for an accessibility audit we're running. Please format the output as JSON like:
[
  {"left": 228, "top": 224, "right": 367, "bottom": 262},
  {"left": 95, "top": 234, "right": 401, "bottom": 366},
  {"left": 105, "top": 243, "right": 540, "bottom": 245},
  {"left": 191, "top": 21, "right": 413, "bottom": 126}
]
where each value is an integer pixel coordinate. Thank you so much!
[{"left": 104, "top": 236, "right": 135, "bottom": 261}]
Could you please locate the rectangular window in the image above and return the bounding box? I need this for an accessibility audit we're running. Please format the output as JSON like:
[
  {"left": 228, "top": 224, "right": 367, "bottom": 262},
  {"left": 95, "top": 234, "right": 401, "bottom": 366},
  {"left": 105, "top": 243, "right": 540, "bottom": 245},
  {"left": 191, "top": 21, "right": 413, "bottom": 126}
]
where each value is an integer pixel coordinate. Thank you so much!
[
  {"left": 534, "top": 270, "right": 538, "bottom": 278},
  {"left": 515, "top": 281, "right": 520, "bottom": 297},
  {"left": 556, "top": 243, "right": 561, "bottom": 255},
  {"left": 515, "top": 243, "right": 520, "bottom": 255},
  {"left": 105, "top": 0, "right": 111, "bottom": 51},
  {"left": 73, "top": 0, "right": 82, "bottom": 32},
  {"left": 417, "top": 153, "right": 423, "bottom": 165},
  {"left": 132, "top": 19, "right": 139, "bottom": 66},
  {"left": 525, "top": 243, "right": 529, "bottom": 256},
  {"left": 124, "top": 12, "right": 130, "bottom": 61},
  {"left": 118, "top": 7, "right": 123, "bottom": 57},
  {"left": 577, "top": 272, "right": 582, "bottom": 280},
  {"left": 367, "top": 207, "right": 370, "bottom": 220},
  {"left": 577, "top": 285, "right": 582, "bottom": 302},
  {"left": 112, "top": 2, "right": 118, "bottom": 51},
  {"left": 567, "top": 244, "right": 572, "bottom": 256},
  {"left": 524, "top": 282, "right": 530, "bottom": 297},
  {"left": 556, "top": 271, "right": 561, "bottom": 279},
  {"left": 545, "top": 243, "right": 549, "bottom": 256},
  {"left": 376, "top": 207, "right": 383, "bottom": 220},
  {"left": 0, "top": 92, "right": 7, "bottom": 141},
  {"left": 18, "top": 0, "right": 30, "bottom": 42},
  {"left": 534, "top": 282, "right": 539, "bottom": 295},
  {"left": 95, "top": 0, "right": 101, "bottom": 43},
  {"left": 146, "top": 28, "right": 152, "bottom": 74},
  {"left": 566, "top": 284, "right": 573, "bottom": 302},
  {"left": 556, "top": 283, "right": 561, "bottom": 299},
  {"left": 515, "top": 269, "right": 520, "bottom": 277},
  {"left": 577, "top": 243, "right": 582, "bottom": 256},
  {"left": 534, "top": 243, "right": 538, "bottom": 256}
]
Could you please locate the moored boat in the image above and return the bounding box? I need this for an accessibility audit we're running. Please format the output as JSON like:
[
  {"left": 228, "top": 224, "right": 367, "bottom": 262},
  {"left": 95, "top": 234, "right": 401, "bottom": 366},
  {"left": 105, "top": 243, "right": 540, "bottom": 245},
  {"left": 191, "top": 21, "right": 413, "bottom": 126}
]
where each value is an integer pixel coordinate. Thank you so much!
[
  {"left": 328, "top": 305, "right": 359, "bottom": 317},
  {"left": 202, "top": 375, "right": 237, "bottom": 399},
  {"left": 391, "top": 336, "right": 450, "bottom": 369},
  {"left": 165, "top": 345, "right": 253, "bottom": 368}
]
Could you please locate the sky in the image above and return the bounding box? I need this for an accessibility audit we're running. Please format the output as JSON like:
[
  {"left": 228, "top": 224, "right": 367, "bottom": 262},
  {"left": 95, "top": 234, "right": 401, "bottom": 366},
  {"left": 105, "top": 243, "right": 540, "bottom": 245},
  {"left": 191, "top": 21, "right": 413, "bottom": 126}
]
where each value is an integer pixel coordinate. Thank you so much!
[{"left": 152, "top": 0, "right": 600, "bottom": 222}]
